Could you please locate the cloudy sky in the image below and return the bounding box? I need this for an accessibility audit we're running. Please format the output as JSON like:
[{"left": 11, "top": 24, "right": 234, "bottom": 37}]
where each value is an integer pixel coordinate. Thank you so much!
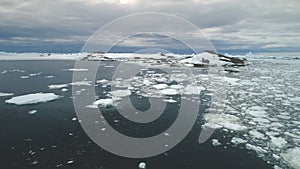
[{"left": 0, "top": 0, "right": 299, "bottom": 55}]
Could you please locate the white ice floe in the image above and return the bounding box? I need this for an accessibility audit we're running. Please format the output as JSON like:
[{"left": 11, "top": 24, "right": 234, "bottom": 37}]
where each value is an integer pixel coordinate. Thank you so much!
[
  {"left": 163, "top": 99, "right": 177, "bottom": 103},
  {"left": 203, "top": 113, "right": 247, "bottom": 131},
  {"left": 28, "top": 110, "right": 37, "bottom": 115},
  {"left": 281, "top": 148, "right": 300, "bottom": 169},
  {"left": 61, "top": 88, "right": 68, "bottom": 92},
  {"left": 96, "top": 79, "right": 109, "bottom": 84},
  {"left": 5, "top": 93, "right": 60, "bottom": 105},
  {"left": 86, "top": 98, "right": 115, "bottom": 108},
  {"left": 212, "top": 139, "right": 221, "bottom": 146},
  {"left": 67, "top": 68, "right": 89, "bottom": 72},
  {"left": 69, "top": 81, "right": 92, "bottom": 86},
  {"left": 245, "top": 143, "right": 268, "bottom": 154},
  {"left": 110, "top": 90, "right": 131, "bottom": 97},
  {"left": 21, "top": 76, "right": 29, "bottom": 79},
  {"left": 160, "top": 89, "right": 178, "bottom": 95},
  {"left": 0, "top": 92, "right": 14, "bottom": 97},
  {"left": 48, "top": 84, "right": 69, "bottom": 89},
  {"left": 44, "top": 75, "right": 54, "bottom": 78},
  {"left": 183, "top": 85, "right": 205, "bottom": 95},
  {"left": 270, "top": 136, "right": 287, "bottom": 148},
  {"left": 231, "top": 137, "right": 247, "bottom": 145},
  {"left": 249, "top": 130, "right": 267, "bottom": 140},
  {"left": 153, "top": 84, "right": 168, "bottom": 90},
  {"left": 138, "top": 162, "right": 146, "bottom": 169},
  {"left": 224, "top": 77, "right": 241, "bottom": 86}
]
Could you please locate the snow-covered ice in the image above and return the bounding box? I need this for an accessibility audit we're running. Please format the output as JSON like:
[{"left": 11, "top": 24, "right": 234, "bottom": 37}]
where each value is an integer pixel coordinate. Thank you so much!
[
  {"left": 5, "top": 93, "right": 60, "bottom": 105},
  {"left": 0, "top": 92, "right": 14, "bottom": 97}
]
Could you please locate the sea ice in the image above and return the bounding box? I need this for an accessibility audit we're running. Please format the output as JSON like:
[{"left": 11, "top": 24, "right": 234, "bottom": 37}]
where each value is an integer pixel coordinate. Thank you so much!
[
  {"left": 48, "top": 84, "right": 69, "bottom": 89},
  {"left": 0, "top": 92, "right": 14, "bottom": 97},
  {"left": 281, "top": 148, "right": 300, "bottom": 169},
  {"left": 67, "top": 68, "right": 89, "bottom": 72},
  {"left": 5, "top": 93, "right": 60, "bottom": 105},
  {"left": 110, "top": 90, "right": 131, "bottom": 97}
]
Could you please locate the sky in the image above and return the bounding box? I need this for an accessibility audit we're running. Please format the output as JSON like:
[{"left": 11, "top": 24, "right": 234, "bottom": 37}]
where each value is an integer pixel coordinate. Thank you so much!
[{"left": 0, "top": 0, "right": 299, "bottom": 55}]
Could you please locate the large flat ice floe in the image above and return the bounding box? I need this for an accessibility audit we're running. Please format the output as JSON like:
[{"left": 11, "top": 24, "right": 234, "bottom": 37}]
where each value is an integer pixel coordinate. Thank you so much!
[
  {"left": 5, "top": 93, "right": 60, "bottom": 105},
  {"left": 0, "top": 92, "right": 14, "bottom": 97}
]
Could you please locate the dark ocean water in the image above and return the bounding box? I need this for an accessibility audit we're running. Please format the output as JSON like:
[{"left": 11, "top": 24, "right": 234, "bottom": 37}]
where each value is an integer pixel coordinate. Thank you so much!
[{"left": 0, "top": 60, "right": 273, "bottom": 169}]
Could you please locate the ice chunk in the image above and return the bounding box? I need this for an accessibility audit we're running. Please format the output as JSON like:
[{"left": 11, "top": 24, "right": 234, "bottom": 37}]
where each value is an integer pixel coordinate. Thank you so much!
[
  {"left": 61, "top": 88, "right": 68, "bottom": 92},
  {"left": 203, "top": 113, "right": 247, "bottom": 131},
  {"left": 49, "top": 84, "right": 69, "bottom": 89},
  {"left": 212, "top": 139, "right": 221, "bottom": 146},
  {"left": 270, "top": 136, "right": 287, "bottom": 148},
  {"left": 160, "top": 89, "right": 178, "bottom": 95},
  {"left": 96, "top": 79, "right": 109, "bottom": 84},
  {"left": 69, "top": 81, "right": 92, "bottom": 86},
  {"left": 138, "top": 162, "right": 146, "bottom": 169},
  {"left": 249, "top": 130, "right": 267, "bottom": 140},
  {"left": 163, "top": 99, "right": 177, "bottom": 103},
  {"left": 28, "top": 110, "right": 37, "bottom": 115},
  {"left": 245, "top": 143, "right": 267, "bottom": 154},
  {"left": 231, "top": 137, "right": 247, "bottom": 145},
  {"left": 87, "top": 98, "right": 114, "bottom": 108},
  {"left": 0, "top": 92, "right": 14, "bottom": 97},
  {"left": 153, "top": 84, "right": 168, "bottom": 89},
  {"left": 184, "top": 85, "right": 205, "bottom": 95},
  {"left": 110, "top": 90, "right": 131, "bottom": 97},
  {"left": 67, "top": 68, "right": 89, "bottom": 72},
  {"left": 5, "top": 93, "right": 60, "bottom": 105},
  {"left": 281, "top": 148, "right": 300, "bottom": 169}
]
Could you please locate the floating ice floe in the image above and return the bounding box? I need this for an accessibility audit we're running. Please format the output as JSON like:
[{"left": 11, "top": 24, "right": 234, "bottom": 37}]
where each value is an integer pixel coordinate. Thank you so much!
[
  {"left": 0, "top": 92, "right": 14, "bottom": 97},
  {"left": 160, "top": 89, "right": 178, "bottom": 95},
  {"left": 86, "top": 98, "right": 116, "bottom": 108},
  {"left": 110, "top": 90, "right": 131, "bottom": 97},
  {"left": 281, "top": 148, "right": 300, "bottom": 169},
  {"left": 5, "top": 93, "right": 60, "bottom": 105},
  {"left": 231, "top": 137, "right": 247, "bottom": 145},
  {"left": 138, "top": 162, "right": 146, "bottom": 169},
  {"left": 69, "top": 81, "right": 92, "bottom": 86},
  {"left": 212, "top": 139, "right": 221, "bottom": 146},
  {"left": 202, "top": 113, "right": 247, "bottom": 131},
  {"left": 28, "top": 110, "right": 37, "bottom": 115},
  {"left": 48, "top": 84, "right": 69, "bottom": 89},
  {"left": 245, "top": 143, "right": 268, "bottom": 154},
  {"left": 61, "top": 88, "right": 68, "bottom": 92},
  {"left": 67, "top": 68, "right": 89, "bottom": 72}
]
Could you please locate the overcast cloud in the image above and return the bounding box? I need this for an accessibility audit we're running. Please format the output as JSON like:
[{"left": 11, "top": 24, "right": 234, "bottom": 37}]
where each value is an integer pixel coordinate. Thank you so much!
[{"left": 0, "top": 0, "right": 299, "bottom": 54}]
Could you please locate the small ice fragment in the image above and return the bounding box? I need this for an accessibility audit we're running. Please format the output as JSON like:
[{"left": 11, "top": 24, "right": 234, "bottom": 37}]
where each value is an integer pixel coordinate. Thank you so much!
[
  {"left": 49, "top": 84, "right": 69, "bottom": 89},
  {"left": 138, "top": 162, "right": 146, "bottom": 169},
  {"left": 68, "top": 68, "right": 89, "bottom": 72},
  {"left": 31, "top": 160, "right": 38, "bottom": 165},
  {"left": 153, "top": 84, "right": 168, "bottom": 89},
  {"left": 231, "top": 137, "right": 247, "bottom": 145},
  {"left": 67, "top": 160, "right": 74, "bottom": 164},
  {"left": 21, "top": 76, "right": 29, "bottom": 79},
  {"left": 0, "top": 92, "right": 14, "bottom": 97},
  {"left": 61, "top": 88, "right": 68, "bottom": 92},
  {"left": 212, "top": 139, "right": 221, "bottom": 146},
  {"left": 160, "top": 89, "right": 178, "bottom": 95},
  {"left": 28, "top": 110, "right": 37, "bottom": 115}
]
